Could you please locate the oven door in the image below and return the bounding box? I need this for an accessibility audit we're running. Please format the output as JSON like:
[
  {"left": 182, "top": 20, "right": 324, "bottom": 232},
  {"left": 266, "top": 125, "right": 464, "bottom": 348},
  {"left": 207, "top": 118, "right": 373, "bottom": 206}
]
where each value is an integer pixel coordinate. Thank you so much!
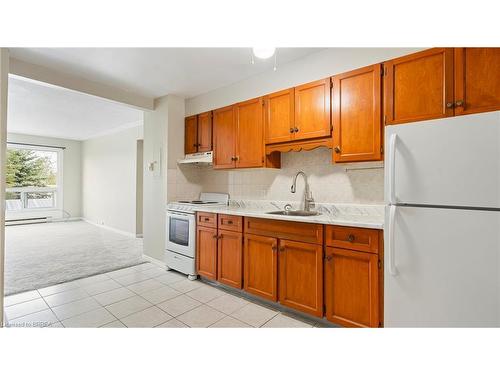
[{"left": 166, "top": 211, "right": 196, "bottom": 258}]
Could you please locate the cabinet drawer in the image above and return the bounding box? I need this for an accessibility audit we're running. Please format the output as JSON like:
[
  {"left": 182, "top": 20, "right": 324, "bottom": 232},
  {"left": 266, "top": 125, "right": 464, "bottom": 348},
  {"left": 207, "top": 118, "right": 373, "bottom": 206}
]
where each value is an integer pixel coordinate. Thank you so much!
[
  {"left": 325, "top": 226, "right": 380, "bottom": 254},
  {"left": 197, "top": 212, "right": 217, "bottom": 228},
  {"left": 218, "top": 214, "right": 242, "bottom": 232},
  {"left": 244, "top": 217, "right": 323, "bottom": 245}
]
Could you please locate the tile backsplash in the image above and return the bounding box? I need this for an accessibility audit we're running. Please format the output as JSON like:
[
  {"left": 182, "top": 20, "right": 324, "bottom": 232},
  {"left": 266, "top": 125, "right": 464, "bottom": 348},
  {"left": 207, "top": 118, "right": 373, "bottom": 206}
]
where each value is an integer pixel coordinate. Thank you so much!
[{"left": 167, "top": 148, "right": 384, "bottom": 204}]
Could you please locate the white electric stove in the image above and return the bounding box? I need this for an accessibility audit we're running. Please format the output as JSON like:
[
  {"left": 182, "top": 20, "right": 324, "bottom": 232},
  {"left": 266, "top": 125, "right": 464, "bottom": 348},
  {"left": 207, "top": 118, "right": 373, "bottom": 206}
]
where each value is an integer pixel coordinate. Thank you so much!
[{"left": 165, "top": 193, "right": 229, "bottom": 279}]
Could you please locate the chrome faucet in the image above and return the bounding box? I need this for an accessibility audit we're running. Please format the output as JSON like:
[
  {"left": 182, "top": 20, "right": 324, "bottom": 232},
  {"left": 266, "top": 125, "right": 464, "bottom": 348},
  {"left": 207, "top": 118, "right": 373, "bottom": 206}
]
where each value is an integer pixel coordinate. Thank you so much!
[{"left": 291, "top": 171, "right": 315, "bottom": 212}]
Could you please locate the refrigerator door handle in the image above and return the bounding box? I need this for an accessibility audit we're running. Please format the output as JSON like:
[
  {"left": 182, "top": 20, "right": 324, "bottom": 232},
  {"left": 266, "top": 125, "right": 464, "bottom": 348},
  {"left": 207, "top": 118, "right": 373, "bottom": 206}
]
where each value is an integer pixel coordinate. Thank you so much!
[
  {"left": 388, "top": 133, "right": 398, "bottom": 204},
  {"left": 388, "top": 205, "right": 398, "bottom": 276}
]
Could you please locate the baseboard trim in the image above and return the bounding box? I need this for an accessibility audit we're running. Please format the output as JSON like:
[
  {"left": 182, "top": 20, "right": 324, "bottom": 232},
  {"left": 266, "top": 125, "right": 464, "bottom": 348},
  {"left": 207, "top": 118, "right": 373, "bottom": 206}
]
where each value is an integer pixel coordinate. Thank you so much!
[
  {"left": 142, "top": 254, "right": 166, "bottom": 269},
  {"left": 82, "top": 218, "right": 137, "bottom": 238},
  {"left": 50, "top": 216, "right": 82, "bottom": 223}
]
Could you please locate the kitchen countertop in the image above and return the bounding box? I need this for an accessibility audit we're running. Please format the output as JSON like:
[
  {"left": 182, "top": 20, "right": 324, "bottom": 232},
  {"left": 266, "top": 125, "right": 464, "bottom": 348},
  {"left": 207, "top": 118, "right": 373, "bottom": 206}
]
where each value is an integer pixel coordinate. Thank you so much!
[{"left": 171, "top": 200, "right": 384, "bottom": 229}]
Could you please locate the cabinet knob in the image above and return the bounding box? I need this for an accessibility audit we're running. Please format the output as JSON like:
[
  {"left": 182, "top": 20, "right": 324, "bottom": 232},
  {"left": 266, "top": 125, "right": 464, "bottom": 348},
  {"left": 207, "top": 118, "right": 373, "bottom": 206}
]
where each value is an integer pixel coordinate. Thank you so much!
[
  {"left": 193, "top": 143, "right": 197, "bottom": 147},
  {"left": 271, "top": 245, "right": 277, "bottom": 252},
  {"left": 289, "top": 128, "right": 294, "bottom": 133},
  {"left": 347, "top": 234, "right": 355, "bottom": 242},
  {"left": 279, "top": 247, "right": 285, "bottom": 252},
  {"left": 446, "top": 102, "right": 454, "bottom": 108},
  {"left": 212, "top": 234, "right": 217, "bottom": 239},
  {"left": 334, "top": 146, "right": 341, "bottom": 153},
  {"left": 294, "top": 127, "right": 299, "bottom": 133},
  {"left": 325, "top": 255, "right": 333, "bottom": 262},
  {"left": 455, "top": 100, "right": 464, "bottom": 107}
]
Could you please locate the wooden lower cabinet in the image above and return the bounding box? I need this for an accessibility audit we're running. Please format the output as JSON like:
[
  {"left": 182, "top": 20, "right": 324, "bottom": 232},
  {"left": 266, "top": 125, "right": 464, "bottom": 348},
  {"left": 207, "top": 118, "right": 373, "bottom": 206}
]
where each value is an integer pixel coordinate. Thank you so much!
[
  {"left": 324, "top": 246, "right": 380, "bottom": 327},
  {"left": 278, "top": 240, "right": 323, "bottom": 317},
  {"left": 243, "top": 234, "right": 278, "bottom": 301},
  {"left": 196, "top": 225, "right": 217, "bottom": 280},
  {"left": 217, "top": 229, "right": 243, "bottom": 289}
]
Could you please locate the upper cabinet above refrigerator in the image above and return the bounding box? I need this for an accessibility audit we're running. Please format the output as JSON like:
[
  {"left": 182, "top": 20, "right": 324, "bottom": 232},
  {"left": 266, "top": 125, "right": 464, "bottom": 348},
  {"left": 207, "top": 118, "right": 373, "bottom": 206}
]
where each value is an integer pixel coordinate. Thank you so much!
[
  {"left": 384, "top": 47, "right": 500, "bottom": 125},
  {"left": 454, "top": 48, "right": 500, "bottom": 116}
]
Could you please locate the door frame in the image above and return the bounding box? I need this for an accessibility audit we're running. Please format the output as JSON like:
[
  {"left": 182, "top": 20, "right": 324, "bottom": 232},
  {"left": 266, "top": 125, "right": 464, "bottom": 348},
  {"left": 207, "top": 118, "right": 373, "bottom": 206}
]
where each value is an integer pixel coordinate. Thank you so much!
[{"left": 0, "top": 48, "right": 10, "bottom": 327}]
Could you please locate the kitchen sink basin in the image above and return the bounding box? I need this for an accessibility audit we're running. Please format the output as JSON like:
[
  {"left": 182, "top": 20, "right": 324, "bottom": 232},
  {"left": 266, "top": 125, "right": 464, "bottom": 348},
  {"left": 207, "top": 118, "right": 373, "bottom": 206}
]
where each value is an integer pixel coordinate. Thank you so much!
[{"left": 265, "top": 210, "right": 320, "bottom": 217}]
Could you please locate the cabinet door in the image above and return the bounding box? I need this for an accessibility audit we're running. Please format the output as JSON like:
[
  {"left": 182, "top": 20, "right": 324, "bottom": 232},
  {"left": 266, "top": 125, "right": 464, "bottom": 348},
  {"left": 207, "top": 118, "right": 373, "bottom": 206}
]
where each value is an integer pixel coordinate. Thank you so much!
[
  {"left": 384, "top": 48, "right": 454, "bottom": 125},
  {"left": 184, "top": 115, "right": 198, "bottom": 154},
  {"left": 197, "top": 111, "right": 213, "bottom": 152},
  {"left": 243, "top": 234, "right": 278, "bottom": 301},
  {"left": 454, "top": 47, "right": 500, "bottom": 116},
  {"left": 217, "top": 229, "right": 243, "bottom": 289},
  {"left": 294, "top": 78, "right": 331, "bottom": 140},
  {"left": 265, "top": 88, "right": 295, "bottom": 144},
  {"left": 278, "top": 240, "right": 323, "bottom": 317},
  {"left": 213, "top": 105, "right": 236, "bottom": 169},
  {"left": 324, "top": 247, "right": 379, "bottom": 327},
  {"left": 196, "top": 225, "right": 217, "bottom": 280},
  {"left": 235, "top": 97, "right": 264, "bottom": 168},
  {"left": 332, "top": 64, "right": 382, "bottom": 162}
]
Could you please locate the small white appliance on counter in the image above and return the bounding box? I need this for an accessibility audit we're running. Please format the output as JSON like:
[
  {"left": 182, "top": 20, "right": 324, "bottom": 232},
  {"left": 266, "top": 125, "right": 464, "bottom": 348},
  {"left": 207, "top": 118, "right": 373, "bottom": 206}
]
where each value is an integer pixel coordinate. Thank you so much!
[
  {"left": 384, "top": 111, "right": 500, "bottom": 327},
  {"left": 165, "top": 192, "right": 229, "bottom": 280}
]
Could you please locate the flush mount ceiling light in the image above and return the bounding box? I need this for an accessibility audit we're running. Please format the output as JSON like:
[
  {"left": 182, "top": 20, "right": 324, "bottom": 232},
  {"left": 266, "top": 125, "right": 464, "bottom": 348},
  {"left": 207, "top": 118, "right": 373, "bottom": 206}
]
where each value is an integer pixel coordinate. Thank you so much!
[
  {"left": 252, "top": 47, "right": 276, "bottom": 59},
  {"left": 250, "top": 47, "right": 278, "bottom": 71}
]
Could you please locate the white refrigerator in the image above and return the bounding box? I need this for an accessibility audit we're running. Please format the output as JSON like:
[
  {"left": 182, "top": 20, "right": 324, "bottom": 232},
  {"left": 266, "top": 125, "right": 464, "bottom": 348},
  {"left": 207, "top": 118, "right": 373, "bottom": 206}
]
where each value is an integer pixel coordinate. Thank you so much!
[{"left": 384, "top": 111, "right": 500, "bottom": 327}]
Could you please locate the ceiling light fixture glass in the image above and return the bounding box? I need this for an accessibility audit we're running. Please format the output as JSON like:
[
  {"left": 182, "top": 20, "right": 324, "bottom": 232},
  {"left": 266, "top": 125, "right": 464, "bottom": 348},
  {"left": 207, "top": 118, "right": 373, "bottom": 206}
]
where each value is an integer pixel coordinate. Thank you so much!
[{"left": 252, "top": 47, "right": 276, "bottom": 59}]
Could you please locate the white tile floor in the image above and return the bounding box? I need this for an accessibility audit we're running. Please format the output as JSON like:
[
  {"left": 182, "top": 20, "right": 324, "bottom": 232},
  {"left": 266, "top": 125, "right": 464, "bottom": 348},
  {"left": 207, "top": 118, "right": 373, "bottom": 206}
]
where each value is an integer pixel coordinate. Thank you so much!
[{"left": 4, "top": 262, "right": 320, "bottom": 328}]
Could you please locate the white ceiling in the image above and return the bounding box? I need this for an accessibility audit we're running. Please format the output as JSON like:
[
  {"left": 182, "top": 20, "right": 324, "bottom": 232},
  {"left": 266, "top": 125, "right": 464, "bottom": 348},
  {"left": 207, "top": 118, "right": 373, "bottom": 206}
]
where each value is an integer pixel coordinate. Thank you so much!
[
  {"left": 8, "top": 77, "right": 143, "bottom": 140},
  {"left": 9, "top": 48, "right": 322, "bottom": 98}
]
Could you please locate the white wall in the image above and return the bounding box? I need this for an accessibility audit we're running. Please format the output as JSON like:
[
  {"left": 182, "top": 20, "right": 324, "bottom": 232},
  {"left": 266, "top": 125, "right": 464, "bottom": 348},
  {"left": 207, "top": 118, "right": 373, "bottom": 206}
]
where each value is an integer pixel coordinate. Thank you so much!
[
  {"left": 186, "top": 48, "right": 423, "bottom": 115},
  {"left": 81, "top": 124, "right": 143, "bottom": 235},
  {"left": 6, "top": 132, "right": 82, "bottom": 218}
]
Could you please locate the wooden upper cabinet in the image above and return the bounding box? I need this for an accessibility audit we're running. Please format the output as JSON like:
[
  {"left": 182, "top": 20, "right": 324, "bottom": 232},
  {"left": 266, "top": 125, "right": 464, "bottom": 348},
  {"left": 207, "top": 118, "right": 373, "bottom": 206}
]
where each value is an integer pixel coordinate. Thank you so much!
[
  {"left": 454, "top": 48, "right": 500, "bottom": 116},
  {"left": 213, "top": 105, "right": 236, "bottom": 169},
  {"left": 234, "top": 97, "right": 264, "bottom": 168},
  {"left": 217, "top": 229, "right": 243, "bottom": 289},
  {"left": 278, "top": 240, "right": 323, "bottom": 317},
  {"left": 243, "top": 234, "right": 278, "bottom": 302},
  {"left": 332, "top": 64, "right": 382, "bottom": 163},
  {"left": 265, "top": 88, "right": 295, "bottom": 144},
  {"left": 294, "top": 78, "right": 331, "bottom": 140},
  {"left": 324, "top": 247, "right": 380, "bottom": 327},
  {"left": 196, "top": 225, "right": 217, "bottom": 280},
  {"left": 384, "top": 48, "right": 454, "bottom": 125},
  {"left": 184, "top": 115, "right": 198, "bottom": 154},
  {"left": 197, "top": 111, "right": 213, "bottom": 152}
]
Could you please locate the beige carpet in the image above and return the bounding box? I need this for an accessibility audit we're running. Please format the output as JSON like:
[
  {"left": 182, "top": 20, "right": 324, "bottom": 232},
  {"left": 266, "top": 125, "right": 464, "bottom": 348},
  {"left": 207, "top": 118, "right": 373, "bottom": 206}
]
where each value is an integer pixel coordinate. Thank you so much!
[{"left": 4, "top": 220, "right": 144, "bottom": 295}]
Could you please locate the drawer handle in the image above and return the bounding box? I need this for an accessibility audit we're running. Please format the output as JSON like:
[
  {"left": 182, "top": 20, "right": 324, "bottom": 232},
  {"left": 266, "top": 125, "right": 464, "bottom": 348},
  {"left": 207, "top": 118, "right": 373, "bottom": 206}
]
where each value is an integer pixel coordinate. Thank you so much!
[
  {"left": 204, "top": 217, "right": 210, "bottom": 221},
  {"left": 347, "top": 234, "right": 355, "bottom": 242},
  {"left": 227, "top": 220, "right": 233, "bottom": 224}
]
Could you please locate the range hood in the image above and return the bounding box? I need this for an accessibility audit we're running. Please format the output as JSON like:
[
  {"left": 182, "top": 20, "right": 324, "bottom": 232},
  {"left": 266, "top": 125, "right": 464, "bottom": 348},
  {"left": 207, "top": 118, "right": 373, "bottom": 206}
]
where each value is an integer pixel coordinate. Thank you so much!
[{"left": 177, "top": 151, "right": 213, "bottom": 165}]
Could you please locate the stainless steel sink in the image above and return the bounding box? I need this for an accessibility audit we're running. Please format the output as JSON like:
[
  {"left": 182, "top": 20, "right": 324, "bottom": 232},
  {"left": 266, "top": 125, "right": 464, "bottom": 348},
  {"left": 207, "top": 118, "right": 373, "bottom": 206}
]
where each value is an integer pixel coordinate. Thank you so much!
[{"left": 265, "top": 210, "right": 320, "bottom": 217}]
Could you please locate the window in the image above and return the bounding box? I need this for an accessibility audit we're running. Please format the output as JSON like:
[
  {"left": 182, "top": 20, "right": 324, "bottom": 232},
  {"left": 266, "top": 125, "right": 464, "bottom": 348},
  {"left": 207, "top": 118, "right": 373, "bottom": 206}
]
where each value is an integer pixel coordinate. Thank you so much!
[{"left": 5, "top": 144, "right": 63, "bottom": 215}]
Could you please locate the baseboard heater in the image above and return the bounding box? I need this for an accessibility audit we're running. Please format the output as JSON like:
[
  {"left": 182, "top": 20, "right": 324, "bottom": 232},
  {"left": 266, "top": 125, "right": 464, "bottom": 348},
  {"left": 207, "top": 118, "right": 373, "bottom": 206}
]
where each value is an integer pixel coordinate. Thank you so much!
[{"left": 5, "top": 217, "right": 49, "bottom": 226}]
